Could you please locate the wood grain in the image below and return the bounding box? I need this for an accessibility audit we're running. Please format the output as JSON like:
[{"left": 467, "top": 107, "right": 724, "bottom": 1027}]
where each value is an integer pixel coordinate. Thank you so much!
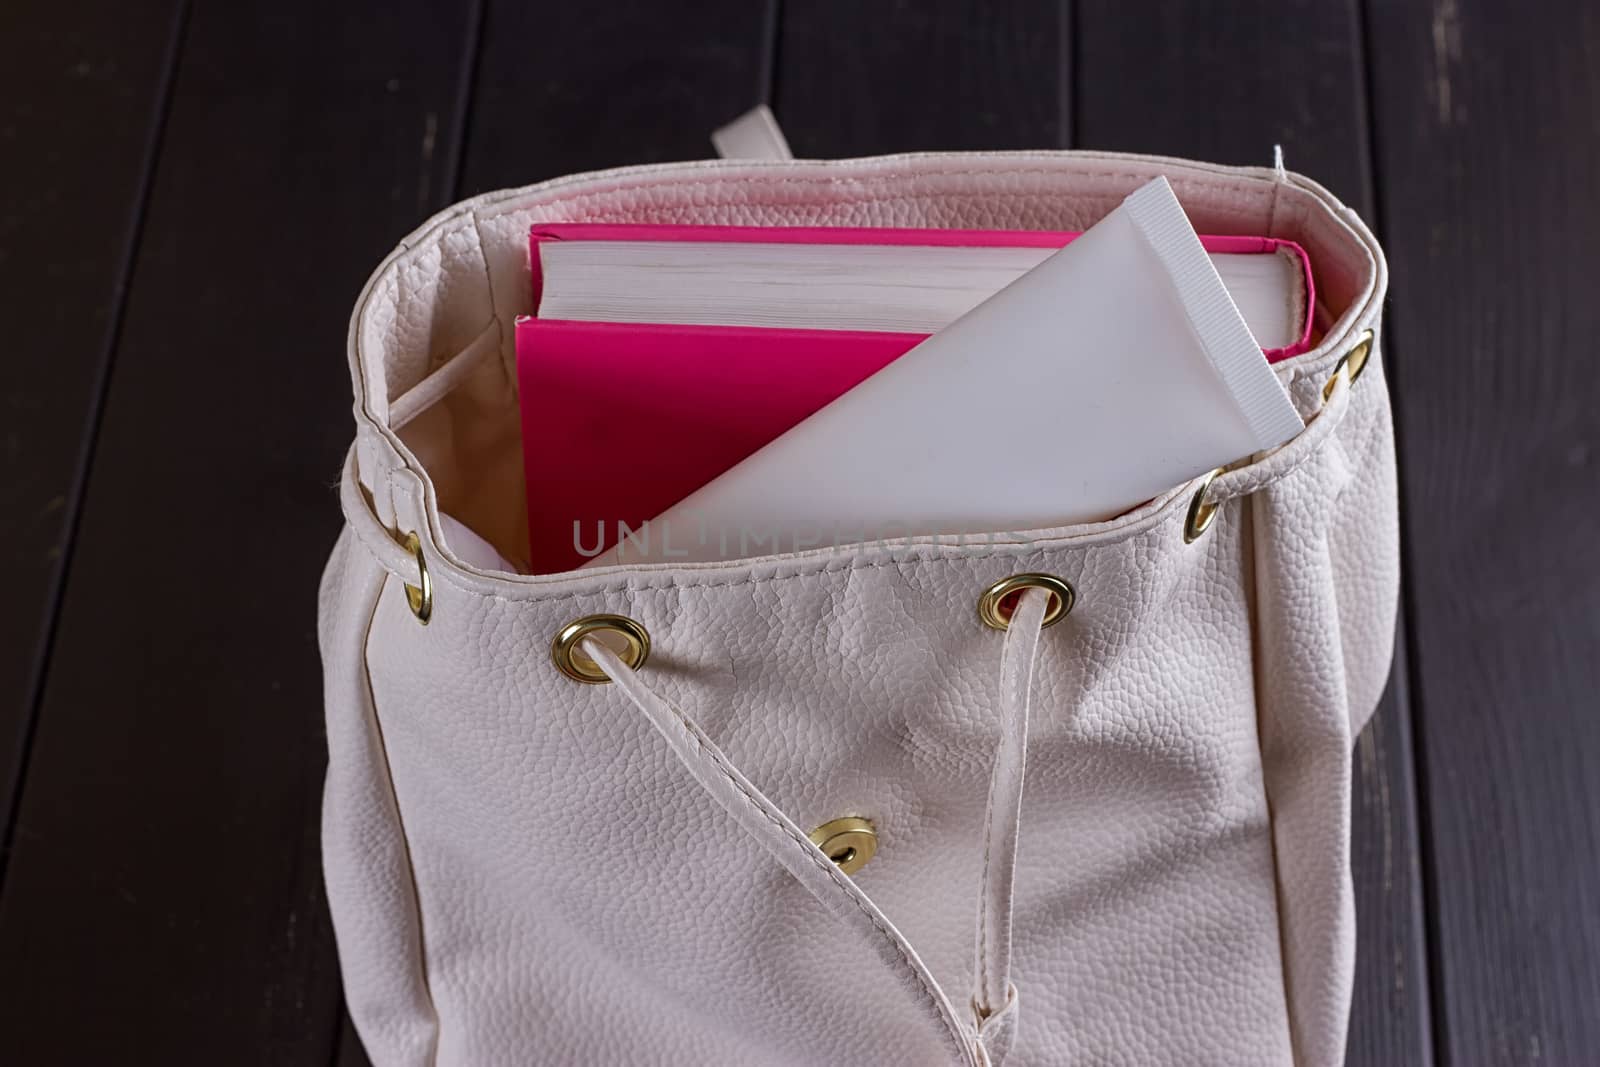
[
  {"left": 0, "top": 0, "right": 186, "bottom": 861},
  {"left": 0, "top": 1, "right": 478, "bottom": 1060},
  {"left": 459, "top": 0, "right": 776, "bottom": 195},
  {"left": 776, "top": 0, "right": 1063, "bottom": 156},
  {"left": 1075, "top": 0, "right": 1372, "bottom": 203},
  {"left": 1367, "top": 0, "right": 1600, "bottom": 1061}
]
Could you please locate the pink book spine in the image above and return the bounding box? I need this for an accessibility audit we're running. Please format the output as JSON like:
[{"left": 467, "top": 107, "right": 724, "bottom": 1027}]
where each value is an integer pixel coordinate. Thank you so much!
[{"left": 528, "top": 223, "right": 1316, "bottom": 359}]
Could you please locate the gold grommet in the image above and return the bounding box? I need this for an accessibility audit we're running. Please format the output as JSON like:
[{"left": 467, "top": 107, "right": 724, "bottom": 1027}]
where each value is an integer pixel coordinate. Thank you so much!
[
  {"left": 977, "top": 573, "right": 1075, "bottom": 631},
  {"left": 402, "top": 532, "right": 432, "bottom": 624},
  {"left": 809, "top": 817, "right": 877, "bottom": 876},
  {"left": 1324, "top": 328, "right": 1374, "bottom": 402},
  {"left": 1183, "top": 468, "right": 1224, "bottom": 544},
  {"left": 551, "top": 614, "right": 651, "bottom": 684}
]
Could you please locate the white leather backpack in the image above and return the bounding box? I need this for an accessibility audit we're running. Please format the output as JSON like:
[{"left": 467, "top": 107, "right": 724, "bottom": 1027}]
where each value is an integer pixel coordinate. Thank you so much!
[{"left": 319, "top": 149, "right": 1396, "bottom": 1066}]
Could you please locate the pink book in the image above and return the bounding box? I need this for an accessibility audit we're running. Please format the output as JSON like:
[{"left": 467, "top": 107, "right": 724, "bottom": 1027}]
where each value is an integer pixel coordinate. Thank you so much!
[{"left": 518, "top": 224, "right": 1314, "bottom": 574}]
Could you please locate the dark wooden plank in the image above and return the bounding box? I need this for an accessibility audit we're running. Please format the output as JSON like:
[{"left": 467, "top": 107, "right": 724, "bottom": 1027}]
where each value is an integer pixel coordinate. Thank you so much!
[
  {"left": 1072, "top": 4, "right": 1434, "bottom": 1062},
  {"left": 1075, "top": 0, "right": 1372, "bottom": 205},
  {"left": 1347, "top": 630, "right": 1433, "bottom": 1066},
  {"left": 0, "top": 0, "right": 185, "bottom": 858},
  {"left": 0, "top": 1, "right": 478, "bottom": 1061},
  {"left": 460, "top": 0, "right": 776, "bottom": 195},
  {"left": 775, "top": 0, "right": 1063, "bottom": 156},
  {"left": 1366, "top": 1, "right": 1600, "bottom": 1061}
]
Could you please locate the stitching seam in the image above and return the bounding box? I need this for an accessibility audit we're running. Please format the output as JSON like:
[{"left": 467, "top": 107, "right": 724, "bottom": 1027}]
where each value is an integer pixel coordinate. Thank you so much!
[{"left": 469, "top": 166, "right": 1282, "bottom": 218}]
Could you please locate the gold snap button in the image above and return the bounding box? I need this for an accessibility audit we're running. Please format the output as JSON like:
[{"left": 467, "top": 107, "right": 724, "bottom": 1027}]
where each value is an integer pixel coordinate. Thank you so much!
[
  {"left": 809, "top": 817, "right": 877, "bottom": 876},
  {"left": 977, "top": 573, "right": 1075, "bottom": 631},
  {"left": 401, "top": 532, "right": 432, "bottom": 624},
  {"left": 1183, "top": 467, "right": 1225, "bottom": 544},
  {"left": 551, "top": 614, "right": 650, "bottom": 684}
]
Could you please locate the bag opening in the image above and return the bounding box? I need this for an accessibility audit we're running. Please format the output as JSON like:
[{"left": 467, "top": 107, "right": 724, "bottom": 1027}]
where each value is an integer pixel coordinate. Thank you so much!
[{"left": 354, "top": 152, "right": 1381, "bottom": 571}]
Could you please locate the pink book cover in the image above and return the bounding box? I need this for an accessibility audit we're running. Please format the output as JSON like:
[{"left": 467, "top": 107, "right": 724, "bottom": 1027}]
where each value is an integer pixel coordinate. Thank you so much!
[{"left": 517, "top": 224, "right": 1315, "bottom": 574}]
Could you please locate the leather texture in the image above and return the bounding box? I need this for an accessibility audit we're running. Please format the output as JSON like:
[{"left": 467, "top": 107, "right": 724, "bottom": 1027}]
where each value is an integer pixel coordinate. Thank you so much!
[{"left": 320, "top": 151, "right": 1396, "bottom": 1066}]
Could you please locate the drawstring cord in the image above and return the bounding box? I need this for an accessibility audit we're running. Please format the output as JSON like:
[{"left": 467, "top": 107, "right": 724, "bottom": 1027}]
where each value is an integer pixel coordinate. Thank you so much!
[
  {"left": 971, "top": 587, "right": 1048, "bottom": 1064},
  {"left": 582, "top": 586, "right": 1051, "bottom": 1066}
]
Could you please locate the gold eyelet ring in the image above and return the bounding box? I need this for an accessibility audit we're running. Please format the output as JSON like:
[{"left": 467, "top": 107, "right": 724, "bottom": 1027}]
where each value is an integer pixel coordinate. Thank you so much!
[
  {"left": 977, "top": 573, "right": 1075, "bottom": 631},
  {"left": 401, "top": 532, "right": 432, "bottom": 624},
  {"left": 809, "top": 817, "right": 877, "bottom": 876},
  {"left": 1323, "top": 328, "right": 1375, "bottom": 402},
  {"left": 1184, "top": 468, "right": 1225, "bottom": 544},
  {"left": 551, "top": 614, "right": 651, "bottom": 684}
]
